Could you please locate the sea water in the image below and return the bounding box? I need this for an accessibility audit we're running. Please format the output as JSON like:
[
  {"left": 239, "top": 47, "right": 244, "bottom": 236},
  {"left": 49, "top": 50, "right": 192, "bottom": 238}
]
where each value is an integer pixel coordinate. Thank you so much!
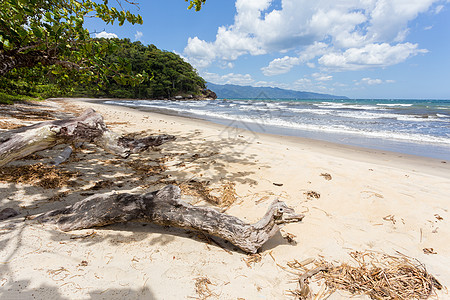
[{"left": 105, "top": 98, "right": 450, "bottom": 160}]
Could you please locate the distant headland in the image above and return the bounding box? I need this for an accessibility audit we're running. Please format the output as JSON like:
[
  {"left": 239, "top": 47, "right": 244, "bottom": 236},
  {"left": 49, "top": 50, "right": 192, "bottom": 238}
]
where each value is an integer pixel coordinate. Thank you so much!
[{"left": 207, "top": 82, "right": 348, "bottom": 100}]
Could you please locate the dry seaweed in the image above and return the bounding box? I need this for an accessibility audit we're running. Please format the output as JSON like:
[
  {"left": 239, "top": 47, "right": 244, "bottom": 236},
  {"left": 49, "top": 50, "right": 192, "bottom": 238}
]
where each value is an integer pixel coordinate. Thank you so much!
[
  {"left": 320, "top": 173, "right": 332, "bottom": 181},
  {"left": 194, "top": 277, "right": 216, "bottom": 299},
  {"left": 0, "top": 163, "right": 78, "bottom": 188},
  {"left": 423, "top": 248, "right": 437, "bottom": 255},
  {"left": 179, "top": 180, "right": 219, "bottom": 204},
  {"left": 0, "top": 120, "right": 23, "bottom": 130},
  {"left": 243, "top": 253, "right": 262, "bottom": 268},
  {"left": 217, "top": 181, "right": 237, "bottom": 208},
  {"left": 179, "top": 180, "right": 238, "bottom": 208},
  {"left": 127, "top": 160, "right": 167, "bottom": 179},
  {"left": 305, "top": 191, "right": 320, "bottom": 200},
  {"left": 288, "top": 251, "right": 443, "bottom": 300}
]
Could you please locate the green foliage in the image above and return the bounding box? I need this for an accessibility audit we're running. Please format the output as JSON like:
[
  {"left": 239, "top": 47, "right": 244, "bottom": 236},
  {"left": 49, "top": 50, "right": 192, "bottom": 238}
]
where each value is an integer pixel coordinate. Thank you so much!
[
  {"left": 0, "top": 0, "right": 143, "bottom": 79},
  {"left": 0, "top": 64, "right": 74, "bottom": 101},
  {"left": 0, "top": 0, "right": 207, "bottom": 102},
  {"left": 186, "top": 0, "right": 206, "bottom": 11},
  {"left": 0, "top": 92, "right": 37, "bottom": 104},
  {"left": 75, "top": 39, "right": 207, "bottom": 99},
  {"left": 0, "top": 39, "right": 207, "bottom": 100}
]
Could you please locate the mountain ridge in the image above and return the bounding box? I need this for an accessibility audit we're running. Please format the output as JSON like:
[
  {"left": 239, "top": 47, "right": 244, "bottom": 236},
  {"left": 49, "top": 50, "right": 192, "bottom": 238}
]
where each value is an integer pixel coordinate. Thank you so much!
[{"left": 207, "top": 82, "right": 348, "bottom": 100}]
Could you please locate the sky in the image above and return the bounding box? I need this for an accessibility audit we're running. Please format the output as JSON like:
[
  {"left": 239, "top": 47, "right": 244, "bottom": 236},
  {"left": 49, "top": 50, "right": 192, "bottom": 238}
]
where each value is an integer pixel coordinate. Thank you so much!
[{"left": 85, "top": 0, "right": 450, "bottom": 99}]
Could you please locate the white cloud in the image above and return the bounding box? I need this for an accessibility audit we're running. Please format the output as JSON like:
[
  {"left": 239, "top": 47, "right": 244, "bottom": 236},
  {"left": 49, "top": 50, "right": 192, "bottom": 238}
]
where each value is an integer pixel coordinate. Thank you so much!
[
  {"left": 292, "top": 77, "right": 332, "bottom": 93},
  {"left": 134, "top": 31, "right": 143, "bottom": 41},
  {"left": 94, "top": 31, "right": 118, "bottom": 39},
  {"left": 319, "top": 43, "right": 428, "bottom": 70},
  {"left": 358, "top": 77, "right": 396, "bottom": 85},
  {"left": 312, "top": 73, "right": 333, "bottom": 81},
  {"left": 202, "top": 72, "right": 255, "bottom": 86},
  {"left": 362, "top": 78, "right": 383, "bottom": 85},
  {"left": 434, "top": 4, "right": 444, "bottom": 13},
  {"left": 261, "top": 42, "right": 328, "bottom": 76},
  {"left": 184, "top": 0, "right": 441, "bottom": 72}
]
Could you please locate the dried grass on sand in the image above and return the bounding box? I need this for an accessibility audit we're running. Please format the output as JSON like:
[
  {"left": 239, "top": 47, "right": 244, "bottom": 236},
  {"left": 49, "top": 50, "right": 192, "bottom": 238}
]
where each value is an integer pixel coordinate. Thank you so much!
[
  {"left": 179, "top": 180, "right": 237, "bottom": 208},
  {"left": 194, "top": 277, "right": 216, "bottom": 299},
  {"left": 289, "top": 251, "right": 443, "bottom": 300},
  {"left": 0, "top": 163, "right": 78, "bottom": 188}
]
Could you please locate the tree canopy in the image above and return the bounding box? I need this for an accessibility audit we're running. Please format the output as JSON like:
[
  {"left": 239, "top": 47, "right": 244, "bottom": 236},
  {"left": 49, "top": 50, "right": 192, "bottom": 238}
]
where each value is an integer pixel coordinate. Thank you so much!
[
  {"left": 75, "top": 38, "right": 207, "bottom": 99},
  {"left": 0, "top": 0, "right": 143, "bottom": 77},
  {"left": 0, "top": 0, "right": 209, "bottom": 103},
  {"left": 0, "top": 0, "right": 206, "bottom": 77}
]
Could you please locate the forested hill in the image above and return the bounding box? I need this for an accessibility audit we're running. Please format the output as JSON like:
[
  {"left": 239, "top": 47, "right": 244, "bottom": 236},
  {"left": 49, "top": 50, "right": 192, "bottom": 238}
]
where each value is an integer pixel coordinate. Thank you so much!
[
  {"left": 207, "top": 83, "right": 348, "bottom": 100},
  {"left": 83, "top": 39, "right": 209, "bottom": 99},
  {"left": 0, "top": 39, "right": 211, "bottom": 102}
]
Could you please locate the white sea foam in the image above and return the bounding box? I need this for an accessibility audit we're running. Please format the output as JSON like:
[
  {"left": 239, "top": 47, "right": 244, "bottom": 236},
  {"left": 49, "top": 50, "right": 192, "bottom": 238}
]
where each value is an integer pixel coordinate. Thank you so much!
[
  {"left": 377, "top": 103, "right": 414, "bottom": 107},
  {"left": 223, "top": 115, "right": 450, "bottom": 145},
  {"left": 316, "top": 102, "right": 381, "bottom": 110}
]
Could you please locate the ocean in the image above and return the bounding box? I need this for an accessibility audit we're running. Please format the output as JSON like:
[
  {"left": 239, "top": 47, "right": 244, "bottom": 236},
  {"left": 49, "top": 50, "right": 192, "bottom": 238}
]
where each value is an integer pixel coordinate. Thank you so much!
[{"left": 105, "top": 98, "right": 450, "bottom": 160}]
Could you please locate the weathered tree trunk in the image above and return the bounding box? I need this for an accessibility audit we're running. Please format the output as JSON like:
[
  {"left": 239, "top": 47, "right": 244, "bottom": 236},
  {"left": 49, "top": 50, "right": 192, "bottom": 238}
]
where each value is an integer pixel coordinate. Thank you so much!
[
  {"left": 35, "top": 185, "right": 304, "bottom": 253},
  {"left": 0, "top": 108, "right": 175, "bottom": 166}
]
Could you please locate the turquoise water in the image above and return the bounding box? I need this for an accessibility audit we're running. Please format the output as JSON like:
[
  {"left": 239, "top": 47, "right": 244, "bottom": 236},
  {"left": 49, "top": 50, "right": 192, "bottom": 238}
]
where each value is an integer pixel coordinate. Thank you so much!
[{"left": 105, "top": 98, "right": 450, "bottom": 160}]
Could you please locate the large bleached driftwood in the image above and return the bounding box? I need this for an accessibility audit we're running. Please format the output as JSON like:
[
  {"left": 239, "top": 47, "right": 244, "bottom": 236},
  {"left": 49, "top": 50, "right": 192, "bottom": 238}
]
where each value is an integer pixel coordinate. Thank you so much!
[
  {"left": 35, "top": 185, "right": 304, "bottom": 253},
  {"left": 0, "top": 108, "right": 175, "bottom": 166}
]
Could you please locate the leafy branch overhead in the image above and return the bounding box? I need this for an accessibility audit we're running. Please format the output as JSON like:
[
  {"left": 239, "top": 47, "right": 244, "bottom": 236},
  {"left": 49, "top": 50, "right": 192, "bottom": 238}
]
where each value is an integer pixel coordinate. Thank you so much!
[
  {"left": 186, "top": 0, "right": 206, "bottom": 11},
  {"left": 0, "top": 0, "right": 206, "bottom": 82}
]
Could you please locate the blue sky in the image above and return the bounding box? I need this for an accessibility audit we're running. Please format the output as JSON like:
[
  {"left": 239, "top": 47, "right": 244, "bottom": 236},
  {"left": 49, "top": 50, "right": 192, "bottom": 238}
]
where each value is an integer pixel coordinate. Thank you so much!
[{"left": 86, "top": 0, "right": 450, "bottom": 99}]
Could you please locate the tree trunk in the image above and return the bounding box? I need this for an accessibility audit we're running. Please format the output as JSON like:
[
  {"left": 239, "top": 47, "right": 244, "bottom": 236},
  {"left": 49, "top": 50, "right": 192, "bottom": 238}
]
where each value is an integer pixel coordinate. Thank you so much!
[
  {"left": 0, "top": 108, "right": 175, "bottom": 166},
  {"left": 35, "top": 185, "right": 304, "bottom": 253}
]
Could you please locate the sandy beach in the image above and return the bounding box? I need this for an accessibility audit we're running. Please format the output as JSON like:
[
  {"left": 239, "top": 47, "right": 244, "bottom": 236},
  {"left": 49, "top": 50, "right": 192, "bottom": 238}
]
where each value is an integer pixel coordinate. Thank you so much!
[{"left": 1, "top": 98, "right": 449, "bottom": 299}]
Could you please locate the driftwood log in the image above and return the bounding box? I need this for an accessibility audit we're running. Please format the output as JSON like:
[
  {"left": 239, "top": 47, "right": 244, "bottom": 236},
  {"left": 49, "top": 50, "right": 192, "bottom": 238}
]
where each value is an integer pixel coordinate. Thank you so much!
[
  {"left": 36, "top": 185, "right": 304, "bottom": 253},
  {"left": 0, "top": 108, "right": 175, "bottom": 166}
]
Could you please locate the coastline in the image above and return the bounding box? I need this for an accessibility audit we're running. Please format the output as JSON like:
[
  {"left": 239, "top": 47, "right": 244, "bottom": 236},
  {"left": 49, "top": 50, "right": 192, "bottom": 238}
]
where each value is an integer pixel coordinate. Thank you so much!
[
  {"left": 1, "top": 98, "right": 449, "bottom": 299},
  {"left": 85, "top": 97, "right": 450, "bottom": 177},
  {"left": 101, "top": 98, "right": 450, "bottom": 161}
]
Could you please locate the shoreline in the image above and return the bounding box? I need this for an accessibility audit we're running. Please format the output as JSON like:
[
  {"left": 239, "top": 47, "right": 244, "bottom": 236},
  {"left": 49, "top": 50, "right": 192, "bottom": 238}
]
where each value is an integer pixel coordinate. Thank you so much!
[
  {"left": 1, "top": 98, "right": 449, "bottom": 299},
  {"left": 73, "top": 97, "right": 450, "bottom": 178},
  {"left": 99, "top": 97, "right": 450, "bottom": 161}
]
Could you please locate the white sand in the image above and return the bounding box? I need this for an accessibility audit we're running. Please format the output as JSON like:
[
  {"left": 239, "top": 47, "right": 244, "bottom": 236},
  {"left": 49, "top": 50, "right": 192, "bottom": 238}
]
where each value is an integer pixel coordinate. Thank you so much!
[{"left": 1, "top": 98, "right": 449, "bottom": 299}]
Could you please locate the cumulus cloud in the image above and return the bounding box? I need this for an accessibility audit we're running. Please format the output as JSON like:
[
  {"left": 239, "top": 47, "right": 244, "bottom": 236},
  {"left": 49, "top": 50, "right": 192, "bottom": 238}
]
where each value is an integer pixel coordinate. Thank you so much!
[
  {"left": 134, "top": 31, "right": 143, "bottom": 41},
  {"left": 203, "top": 72, "right": 255, "bottom": 86},
  {"left": 261, "top": 42, "right": 328, "bottom": 75},
  {"left": 184, "top": 0, "right": 442, "bottom": 72},
  {"left": 319, "top": 43, "right": 428, "bottom": 70},
  {"left": 94, "top": 31, "right": 118, "bottom": 39},
  {"left": 358, "top": 77, "right": 396, "bottom": 85}
]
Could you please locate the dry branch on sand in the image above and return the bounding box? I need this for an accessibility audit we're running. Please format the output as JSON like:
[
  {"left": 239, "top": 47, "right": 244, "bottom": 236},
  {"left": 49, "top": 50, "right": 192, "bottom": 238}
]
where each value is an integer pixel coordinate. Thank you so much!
[
  {"left": 288, "top": 251, "right": 443, "bottom": 300},
  {"left": 34, "top": 185, "right": 304, "bottom": 254},
  {"left": 0, "top": 108, "right": 175, "bottom": 167}
]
